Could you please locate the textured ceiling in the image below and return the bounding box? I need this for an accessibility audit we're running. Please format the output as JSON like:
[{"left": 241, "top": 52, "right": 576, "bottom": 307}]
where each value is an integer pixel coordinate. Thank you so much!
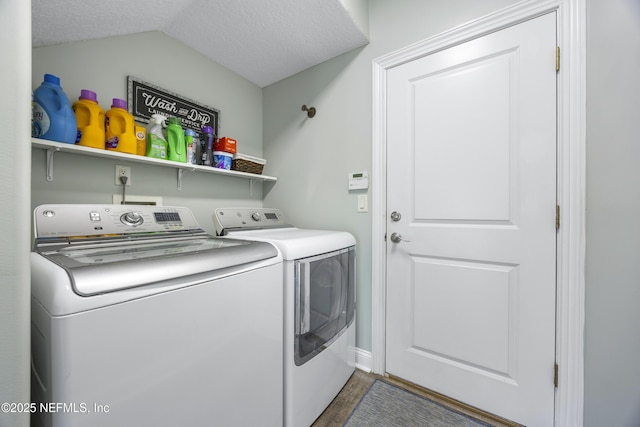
[{"left": 32, "top": 0, "right": 370, "bottom": 87}]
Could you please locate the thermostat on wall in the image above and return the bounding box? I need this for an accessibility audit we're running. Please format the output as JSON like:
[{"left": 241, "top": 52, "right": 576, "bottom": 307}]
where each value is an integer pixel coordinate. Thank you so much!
[{"left": 348, "top": 171, "right": 369, "bottom": 190}]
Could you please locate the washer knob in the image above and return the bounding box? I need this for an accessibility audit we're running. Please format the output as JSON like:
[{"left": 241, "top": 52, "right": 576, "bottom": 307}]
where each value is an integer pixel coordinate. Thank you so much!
[
  {"left": 251, "top": 212, "right": 261, "bottom": 221},
  {"left": 121, "top": 211, "right": 144, "bottom": 226}
]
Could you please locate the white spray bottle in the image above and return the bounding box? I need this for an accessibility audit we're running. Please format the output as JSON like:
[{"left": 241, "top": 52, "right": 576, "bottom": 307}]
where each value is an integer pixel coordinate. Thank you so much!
[{"left": 145, "top": 114, "right": 168, "bottom": 159}]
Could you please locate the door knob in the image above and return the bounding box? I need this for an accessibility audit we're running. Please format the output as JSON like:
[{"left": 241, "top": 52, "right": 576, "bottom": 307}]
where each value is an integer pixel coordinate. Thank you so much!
[
  {"left": 390, "top": 232, "right": 409, "bottom": 243},
  {"left": 390, "top": 211, "right": 402, "bottom": 222}
]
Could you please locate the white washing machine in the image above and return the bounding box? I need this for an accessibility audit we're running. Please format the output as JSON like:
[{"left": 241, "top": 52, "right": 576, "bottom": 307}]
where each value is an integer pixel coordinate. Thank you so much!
[
  {"left": 31, "top": 204, "right": 283, "bottom": 427},
  {"left": 213, "top": 208, "right": 356, "bottom": 427}
]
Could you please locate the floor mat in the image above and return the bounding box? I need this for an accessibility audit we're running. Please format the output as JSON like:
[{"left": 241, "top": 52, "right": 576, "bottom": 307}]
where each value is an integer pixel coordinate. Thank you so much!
[{"left": 343, "top": 380, "right": 493, "bottom": 427}]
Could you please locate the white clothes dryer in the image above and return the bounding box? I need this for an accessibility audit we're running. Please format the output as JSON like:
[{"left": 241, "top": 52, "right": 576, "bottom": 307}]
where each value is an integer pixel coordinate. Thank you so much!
[
  {"left": 213, "top": 208, "right": 356, "bottom": 427},
  {"left": 31, "top": 204, "right": 283, "bottom": 427}
]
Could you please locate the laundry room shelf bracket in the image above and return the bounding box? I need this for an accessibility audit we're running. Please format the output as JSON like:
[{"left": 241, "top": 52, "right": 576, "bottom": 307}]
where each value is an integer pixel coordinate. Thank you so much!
[
  {"left": 178, "top": 169, "right": 184, "bottom": 190},
  {"left": 45, "top": 147, "right": 57, "bottom": 181}
]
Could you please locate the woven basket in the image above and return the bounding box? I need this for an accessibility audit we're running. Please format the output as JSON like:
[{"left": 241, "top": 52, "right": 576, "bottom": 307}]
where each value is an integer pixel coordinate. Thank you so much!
[{"left": 232, "top": 153, "right": 266, "bottom": 175}]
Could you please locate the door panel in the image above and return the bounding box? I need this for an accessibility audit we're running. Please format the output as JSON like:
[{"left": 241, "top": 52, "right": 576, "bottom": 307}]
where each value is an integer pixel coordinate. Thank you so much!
[
  {"left": 386, "top": 13, "right": 557, "bottom": 427},
  {"left": 413, "top": 49, "right": 515, "bottom": 222},
  {"left": 411, "top": 257, "right": 516, "bottom": 377}
]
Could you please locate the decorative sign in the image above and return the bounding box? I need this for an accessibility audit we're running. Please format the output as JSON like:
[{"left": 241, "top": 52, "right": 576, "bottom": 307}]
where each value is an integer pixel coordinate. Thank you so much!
[{"left": 127, "top": 76, "right": 220, "bottom": 135}]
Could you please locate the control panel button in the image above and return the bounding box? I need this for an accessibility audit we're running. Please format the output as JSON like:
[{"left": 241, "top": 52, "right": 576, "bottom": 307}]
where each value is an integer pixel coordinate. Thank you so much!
[{"left": 251, "top": 212, "right": 261, "bottom": 221}]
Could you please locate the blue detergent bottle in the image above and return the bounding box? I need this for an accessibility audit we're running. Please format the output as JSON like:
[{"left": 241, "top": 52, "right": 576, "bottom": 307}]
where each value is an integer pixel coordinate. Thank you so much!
[{"left": 32, "top": 74, "right": 77, "bottom": 144}]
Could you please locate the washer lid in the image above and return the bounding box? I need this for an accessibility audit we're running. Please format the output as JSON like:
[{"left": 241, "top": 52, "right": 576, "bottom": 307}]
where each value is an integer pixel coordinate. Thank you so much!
[{"left": 36, "top": 236, "right": 278, "bottom": 296}]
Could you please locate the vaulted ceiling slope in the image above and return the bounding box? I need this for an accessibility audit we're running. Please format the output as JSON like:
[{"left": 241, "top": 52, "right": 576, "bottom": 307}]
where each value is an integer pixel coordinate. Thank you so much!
[{"left": 32, "top": 0, "right": 370, "bottom": 88}]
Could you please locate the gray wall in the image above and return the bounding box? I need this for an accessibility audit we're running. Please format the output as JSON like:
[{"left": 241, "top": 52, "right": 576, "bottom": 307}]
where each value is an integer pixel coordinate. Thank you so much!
[
  {"left": 585, "top": 0, "right": 640, "bottom": 425},
  {"left": 20, "top": 1, "right": 640, "bottom": 426},
  {"left": 0, "top": 1, "right": 31, "bottom": 427},
  {"left": 32, "top": 31, "right": 265, "bottom": 235},
  {"left": 263, "top": 0, "right": 519, "bottom": 358},
  {"left": 263, "top": 0, "right": 640, "bottom": 425}
]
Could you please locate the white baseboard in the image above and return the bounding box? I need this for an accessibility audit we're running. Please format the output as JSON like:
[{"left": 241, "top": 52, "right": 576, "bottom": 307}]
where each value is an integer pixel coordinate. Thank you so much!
[{"left": 355, "top": 347, "right": 373, "bottom": 373}]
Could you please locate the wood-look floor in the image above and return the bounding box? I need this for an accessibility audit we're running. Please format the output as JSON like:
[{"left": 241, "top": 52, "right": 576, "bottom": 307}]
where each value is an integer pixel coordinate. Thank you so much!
[
  {"left": 311, "top": 370, "right": 377, "bottom": 427},
  {"left": 311, "top": 369, "right": 521, "bottom": 427}
]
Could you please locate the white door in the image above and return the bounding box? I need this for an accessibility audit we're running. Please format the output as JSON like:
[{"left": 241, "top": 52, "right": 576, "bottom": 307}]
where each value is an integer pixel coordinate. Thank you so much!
[{"left": 385, "top": 13, "right": 557, "bottom": 427}]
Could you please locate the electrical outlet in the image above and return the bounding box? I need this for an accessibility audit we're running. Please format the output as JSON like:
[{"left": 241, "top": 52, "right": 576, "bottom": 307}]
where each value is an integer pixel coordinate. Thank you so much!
[{"left": 115, "top": 165, "right": 131, "bottom": 186}]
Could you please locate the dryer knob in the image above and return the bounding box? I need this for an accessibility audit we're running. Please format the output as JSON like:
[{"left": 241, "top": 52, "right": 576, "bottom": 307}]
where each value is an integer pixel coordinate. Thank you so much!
[{"left": 251, "top": 212, "right": 261, "bottom": 221}]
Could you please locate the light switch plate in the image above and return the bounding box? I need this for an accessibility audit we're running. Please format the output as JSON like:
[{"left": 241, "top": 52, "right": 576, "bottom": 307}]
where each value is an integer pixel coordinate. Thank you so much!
[{"left": 357, "top": 194, "right": 368, "bottom": 213}]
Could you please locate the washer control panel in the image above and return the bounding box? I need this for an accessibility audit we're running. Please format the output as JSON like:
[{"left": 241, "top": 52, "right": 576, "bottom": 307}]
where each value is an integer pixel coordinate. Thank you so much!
[
  {"left": 34, "top": 204, "right": 203, "bottom": 238},
  {"left": 213, "top": 208, "right": 288, "bottom": 235}
]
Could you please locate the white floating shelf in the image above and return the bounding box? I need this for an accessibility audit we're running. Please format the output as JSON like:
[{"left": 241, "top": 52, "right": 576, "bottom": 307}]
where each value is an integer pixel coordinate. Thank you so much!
[{"left": 32, "top": 138, "right": 277, "bottom": 189}]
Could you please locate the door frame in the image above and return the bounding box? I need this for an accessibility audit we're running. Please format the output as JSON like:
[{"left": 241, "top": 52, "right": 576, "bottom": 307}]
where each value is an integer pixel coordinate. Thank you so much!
[{"left": 370, "top": 1, "right": 586, "bottom": 426}]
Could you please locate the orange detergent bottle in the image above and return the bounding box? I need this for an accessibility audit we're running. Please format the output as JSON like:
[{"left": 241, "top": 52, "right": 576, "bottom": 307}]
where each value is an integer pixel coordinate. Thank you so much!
[
  {"left": 105, "top": 98, "right": 136, "bottom": 154},
  {"left": 73, "top": 89, "right": 105, "bottom": 149}
]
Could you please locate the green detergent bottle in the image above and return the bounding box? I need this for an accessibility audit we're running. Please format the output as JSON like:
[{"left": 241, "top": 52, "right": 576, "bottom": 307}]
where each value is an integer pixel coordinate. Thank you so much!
[
  {"left": 146, "top": 114, "right": 167, "bottom": 159},
  {"left": 166, "top": 116, "right": 186, "bottom": 163}
]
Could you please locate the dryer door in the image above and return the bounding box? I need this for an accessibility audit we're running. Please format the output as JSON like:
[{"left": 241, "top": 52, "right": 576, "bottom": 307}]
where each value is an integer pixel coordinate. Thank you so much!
[{"left": 294, "top": 246, "right": 355, "bottom": 366}]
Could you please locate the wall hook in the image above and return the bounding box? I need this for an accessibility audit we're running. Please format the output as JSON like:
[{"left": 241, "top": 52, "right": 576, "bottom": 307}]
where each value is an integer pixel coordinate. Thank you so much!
[{"left": 301, "top": 104, "right": 316, "bottom": 118}]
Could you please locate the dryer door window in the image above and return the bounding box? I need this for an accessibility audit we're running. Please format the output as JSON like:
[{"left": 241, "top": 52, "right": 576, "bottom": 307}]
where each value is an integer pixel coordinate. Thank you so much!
[{"left": 294, "top": 246, "right": 355, "bottom": 366}]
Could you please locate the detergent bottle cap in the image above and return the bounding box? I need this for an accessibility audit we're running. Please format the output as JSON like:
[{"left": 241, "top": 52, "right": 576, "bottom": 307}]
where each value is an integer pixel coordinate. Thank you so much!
[
  {"left": 168, "top": 116, "right": 181, "bottom": 126},
  {"left": 43, "top": 74, "right": 61, "bottom": 86},
  {"left": 111, "top": 98, "right": 127, "bottom": 110},
  {"left": 79, "top": 89, "right": 98, "bottom": 103},
  {"left": 185, "top": 129, "right": 196, "bottom": 137},
  {"left": 202, "top": 126, "right": 213, "bottom": 135}
]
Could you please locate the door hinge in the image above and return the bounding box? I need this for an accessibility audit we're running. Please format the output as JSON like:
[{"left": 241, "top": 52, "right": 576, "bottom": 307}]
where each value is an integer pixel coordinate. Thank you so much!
[
  {"left": 554, "top": 362, "right": 559, "bottom": 388},
  {"left": 556, "top": 46, "right": 560, "bottom": 72},
  {"left": 556, "top": 205, "right": 560, "bottom": 230}
]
